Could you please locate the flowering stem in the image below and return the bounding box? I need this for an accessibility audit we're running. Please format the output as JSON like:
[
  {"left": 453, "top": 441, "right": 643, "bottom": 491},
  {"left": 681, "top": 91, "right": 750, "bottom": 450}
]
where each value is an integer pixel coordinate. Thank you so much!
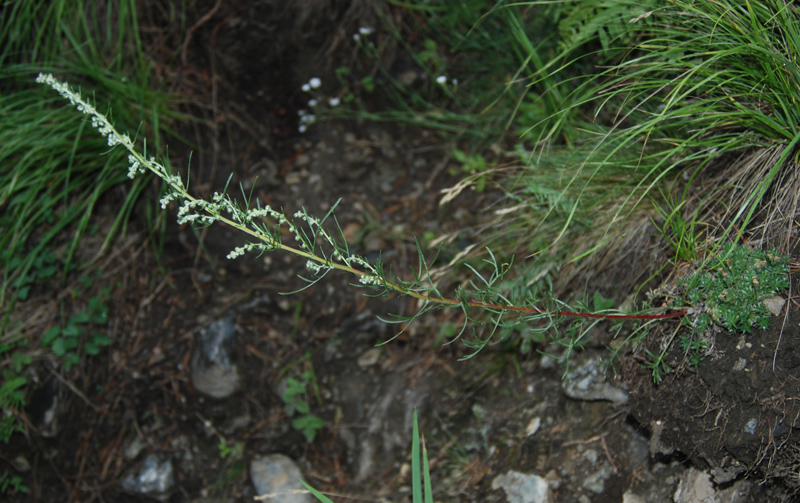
[{"left": 37, "top": 73, "right": 688, "bottom": 326}]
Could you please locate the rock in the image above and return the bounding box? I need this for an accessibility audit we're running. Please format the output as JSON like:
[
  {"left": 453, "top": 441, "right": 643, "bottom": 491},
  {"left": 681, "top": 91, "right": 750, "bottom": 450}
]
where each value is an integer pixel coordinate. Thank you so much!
[
  {"left": 491, "top": 471, "right": 552, "bottom": 503},
  {"left": 191, "top": 317, "right": 241, "bottom": 399},
  {"left": 622, "top": 492, "right": 646, "bottom": 503},
  {"left": 581, "top": 451, "right": 614, "bottom": 494},
  {"left": 525, "top": 417, "right": 541, "bottom": 437},
  {"left": 673, "top": 468, "right": 716, "bottom": 503},
  {"left": 250, "top": 454, "right": 311, "bottom": 503},
  {"left": 124, "top": 436, "right": 146, "bottom": 460},
  {"left": 357, "top": 348, "right": 381, "bottom": 369},
  {"left": 120, "top": 453, "right": 175, "bottom": 501},
  {"left": 563, "top": 359, "right": 629, "bottom": 403},
  {"left": 762, "top": 295, "right": 785, "bottom": 316}
]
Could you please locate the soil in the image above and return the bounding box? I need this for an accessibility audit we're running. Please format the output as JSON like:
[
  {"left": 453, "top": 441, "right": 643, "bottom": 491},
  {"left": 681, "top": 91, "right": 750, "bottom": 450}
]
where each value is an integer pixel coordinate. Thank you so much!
[{"left": 6, "top": 2, "right": 800, "bottom": 503}]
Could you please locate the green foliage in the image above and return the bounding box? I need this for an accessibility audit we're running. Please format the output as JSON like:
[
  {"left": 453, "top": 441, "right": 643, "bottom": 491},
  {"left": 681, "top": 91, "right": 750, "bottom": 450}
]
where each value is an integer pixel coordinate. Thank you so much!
[
  {"left": 652, "top": 187, "right": 706, "bottom": 262},
  {"left": 451, "top": 149, "right": 489, "bottom": 193},
  {"left": 280, "top": 356, "right": 324, "bottom": 443},
  {"left": 0, "top": 370, "right": 27, "bottom": 444},
  {"left": 42, "top": 287, "right": 112, "bottom": 371},
  {"left": 644, "top": 349, "right": 671, "bottom": 384},
  {"left": 217, "top": 437, "right": 244, "bottom": 460},
  {"left": 679, "top": 333, "right": 709, "bottom": 367},
  {"left": 0, "top": 0, "right": 182, "bottom": 309},
  {"left": 4, "top": 247, "right": 59, "bottom": 301},
  {"left": 681, "top": 243, "right": 790, "bottom": 334},
  {"left": 0, "top": 470, "right": 28, "bottom": 495},
  {"left": 0, "top": 338, "right": 31, "bottom": 446}
]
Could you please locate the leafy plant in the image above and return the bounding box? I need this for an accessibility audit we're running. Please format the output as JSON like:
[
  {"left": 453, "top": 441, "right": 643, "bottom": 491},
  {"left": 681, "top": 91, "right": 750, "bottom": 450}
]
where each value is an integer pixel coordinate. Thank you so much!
[
  {"left": 681, "top": 243, "right": 790, "bottom": 334},
  {"left": 217, "top": 437, "right": 244, "bottom": 460},
  {"left": 0, "top": 470, "right": 28, "bottom": 495},
  {"left": 679, "top": 333, "right": 709, "bottom": 367},
  {"left": 280, "top": 355, "right": 324, "bottom": 443},
  {"left": 38, "top": 73, "right": 692, "bottom": 376},
  {"left": 41, "top": 287, "right": 112, "bottom": 371},
  {"left": 451, "top": 149, "right": 489, "bottom": 193},
  {"left": 643, "top": 349, "right": 671, "bottom": 384},
  {"left": 0, "top": 370, "right": 26, "bottom": 444}
]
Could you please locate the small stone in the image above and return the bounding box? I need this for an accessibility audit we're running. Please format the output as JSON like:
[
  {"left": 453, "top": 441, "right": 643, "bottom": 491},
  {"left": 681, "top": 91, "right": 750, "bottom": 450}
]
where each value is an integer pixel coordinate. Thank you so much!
[
  {"left": 525, "top": 417, "right": 541, "bottom": 437},
  {"left": 357, "top": 348, "right": 381, "bottom": 369},
  {"left": 294, "top": 153, "right": 311, "bottom": 168},
  {"left": 492, "top": 471, "right": 552, "bottom": 503},
  {"left": 622, "top": 492, "right": 646, "bottom": 503},
  {"left": 191, "top": 317, "right": 241, "bottom": 399},
  {"left": 250, "top": 454, "right": 311, "bottom": 503},
  {"left": 562, "top": 359, "right": 628, "bottom": 403},
  {"left": 674, "top": 468, "right": 716, "bottom": 503},
  {"left": 120, "top": 453, "right": 174, "bottom": 502},
  {"left": 124, "top": 436, "right": 146, "bottom": 460},
  {"left": 744, "top": 418, "right": 757, "bottom": 435},
  {"left": 11, "top": 455, "right": 30, "bottom": 472},
  {"left": 762, "top": 295, "right": 785, "bottom": 316},
  {"left": 731, "top": 358, "right": 747, "bottom": 372}
]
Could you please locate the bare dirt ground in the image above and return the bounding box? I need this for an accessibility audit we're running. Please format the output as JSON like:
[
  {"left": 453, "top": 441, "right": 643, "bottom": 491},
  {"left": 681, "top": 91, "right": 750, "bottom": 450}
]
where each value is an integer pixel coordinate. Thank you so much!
[{"left": 7, "top": 2, "right": 800, "bottom": 502}]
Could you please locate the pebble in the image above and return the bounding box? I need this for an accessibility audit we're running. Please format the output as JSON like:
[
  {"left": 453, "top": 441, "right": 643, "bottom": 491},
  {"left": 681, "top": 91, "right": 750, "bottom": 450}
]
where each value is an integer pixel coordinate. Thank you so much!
[
  {"left": 762, "top": 295, "right": 785, "bottom": 316},
  {"left": 120, "top": 453, "right": 175, "bottom": 502},
  {"left": 562, "top": 359, "right": 629, "bottom": 403},
  {"left": 191, "top": 317, "right": 241, "bottom": 399},
  {"left": 673, "top": 468, "right": 716, "bottom": 503},
  {"left": 357, "top": 348, "right": 381, "bottom": 369},
  {"left": 250, "top": 454, "right": 311, "bottom": 503},
  {"left": 525, "top": 417, "right": 541, "bottom": 437},
  {"left": 491, "top": 471, "right": 552, "bottom": 503}
]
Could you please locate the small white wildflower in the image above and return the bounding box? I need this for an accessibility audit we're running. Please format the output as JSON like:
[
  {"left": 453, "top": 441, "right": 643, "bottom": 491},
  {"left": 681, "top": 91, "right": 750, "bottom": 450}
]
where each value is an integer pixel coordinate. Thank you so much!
[
  {"left": 306, "top": 260, "right": 324, "bottom": 274},
  {"left": 353, "top": 33, "right": 360, "bottom": 41},
  {"left": 298, "top": 124, "right": 308, "bottom": 133},
  {"left": 451, "top": 78, "right": 458, "bottom": 85},
  {"left": 359, "top": 27, "right": 373, "bottom": 35},
  {"left": 227, "top": 246, "right": 247, "bottom": 259},
  {"left": 329, "top": 97, "right": 340, "bottom": 107},
  {"left": 298, "top": 109, "right": 306, "bottom": 116},
  {"left": 301, "top": 83, "right": 310, "bottom": 92},
  {"left": 436, "top": 75, "right": 447, "bottom": 85},
  {"left": 308, "top": 99, "right": 318, "bottom": 107},
  {"left": 309, "top": 77, "right": 321, "bottom": 89},
  {"left": 159, "top": 194, "right": 176, "bottom": 209},
  {"left": 358, "top": 275, "right": 383, "bottom": 286}
]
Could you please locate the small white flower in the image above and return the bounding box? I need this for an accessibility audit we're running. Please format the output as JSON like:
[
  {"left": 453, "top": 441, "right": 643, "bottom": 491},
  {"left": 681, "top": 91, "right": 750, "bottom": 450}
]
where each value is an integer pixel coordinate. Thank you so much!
[
  {"left": 309, "top": 78, "right": 321, "bottom": 89},
  {"left": 329, "top": 97, "right": 340, "bottom": 107},
  {"left": 359, "top": 27, "right": 373, "bottom": 35},
  {"left": 308, "top": 99, "right": 318, "bottom": 107},
  {"left": 298, "top": 109, "right": 306, "bottom": 116},
  {"left": 451, "top": 78, "right": 458, "bottom": 85},
  {"left": 353, "top": 33, "right": 360, "bottom": 41},
  {"left": 301, "top": 83, "right": 310, "bottom": 92},
  {"left": 298, "top": 124, "right": 308, "bottom": 133},
  {"left": 436, "top": 75, "right": 447, "bottom": 85}
]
